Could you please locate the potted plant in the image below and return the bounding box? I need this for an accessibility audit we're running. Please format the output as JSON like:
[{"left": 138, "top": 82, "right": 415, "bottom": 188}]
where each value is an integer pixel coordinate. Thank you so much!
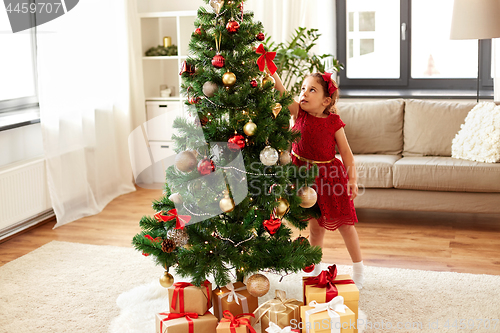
[{"left": 265, "top": 27, "right": 344, "bottom": 97}]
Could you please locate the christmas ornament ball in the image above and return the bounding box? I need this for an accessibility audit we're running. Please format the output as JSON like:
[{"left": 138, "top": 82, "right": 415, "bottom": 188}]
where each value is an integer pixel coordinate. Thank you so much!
[
  {"left": 159, "top": 271, "right": 174, "bottom": 288},
  {"left": 256, "top": 32, "right": 265, "bottom": 41},
  {"left": 168, "top": 192, "right": 183, "bottom": 204},
  {"left": 262, "top": 74, "right": 275, "bottom": 88},
  {"left": 194, "top": 27, "right": 202, "bottom": 35},
  {"left": 246, "top": 273, "right": 270, "bottom": 297},
  {"left": 298, "top": 186, "right": 318, "bottom": 208},
  {"left": 243, "top": 119, "right": 257, "bottom": 136},
  {"left": 275, "top": 198, "right": 290, "bottom": 217},
  {"left": 279, "top": 150, "right": 292, "bottom": 165},
  {"left": 272, "top": 103, "right": 282, "bottom": 118},
  {"left": 212, "top": 54, "right": 225, "bottom": 68},
  {"left": 226, "top": 19, "right": 240, "bottom": 33},
  {"left": 228, "top": 133, "right": 245, "bottom": 151},
  {"left": 203, "top": 81, "right": 218, "bottom": 97},
  {"left": 175, "top": 150, "right": 197, "bottom": 173},
  {"left": 198, "top": 157, "right": 215, "bottom": 175},
  {"left": 219, "top": 192, "right": 235, "bottom": 213},
  {"left": 222, "top": 71, "right": 237, "bottom": 87},
  {"left": 260, "top": 146, "right": 279, "bottom": 166},
  {"left": 294, "top": 236, "right": 310, "bottom": 246},
  {"left": 302, "top": 264, "right": 315, "bottom": 273},
  {"left": 250, "top": 79, "right": 258, "bottom": 88}
]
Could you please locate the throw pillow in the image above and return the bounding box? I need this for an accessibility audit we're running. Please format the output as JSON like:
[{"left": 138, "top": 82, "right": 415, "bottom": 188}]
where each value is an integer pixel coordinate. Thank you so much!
[{"left": 451, "top": 102, "right": 500, "bottom": 163}]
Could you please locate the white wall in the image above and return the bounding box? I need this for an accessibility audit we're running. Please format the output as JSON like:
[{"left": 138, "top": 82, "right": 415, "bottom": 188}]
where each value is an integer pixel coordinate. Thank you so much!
[{"left": 138, "top": 0, "right": 201, "bottom": 13}]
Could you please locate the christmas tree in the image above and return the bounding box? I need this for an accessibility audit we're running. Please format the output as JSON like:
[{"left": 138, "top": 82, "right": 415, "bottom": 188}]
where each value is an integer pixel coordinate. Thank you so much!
[{"left": 133, "top": 0, "right": 322, "bottom": 290}]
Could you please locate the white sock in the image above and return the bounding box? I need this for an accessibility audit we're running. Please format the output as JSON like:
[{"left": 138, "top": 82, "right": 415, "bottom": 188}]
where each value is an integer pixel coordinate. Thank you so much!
[
  {"left": 352, "top": 261, "right": 364, "bottom": 290},
  {"left": 312, "top": 263, "right": 322, "bottom": 276}
]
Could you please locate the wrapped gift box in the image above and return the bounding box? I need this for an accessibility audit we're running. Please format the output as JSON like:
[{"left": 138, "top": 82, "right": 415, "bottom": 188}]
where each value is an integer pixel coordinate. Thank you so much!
[
  {"left": 156, "top": 311, "right": 218, "bottom": 333},
  {"left": 216, "top": 311, "right": 255, "bottom": 333},
  {"left": 255, "top": 290, "right": 303, "bottom": 333},
  {"left": 213, "top": 282, "right": 259, "bottom": 320},
  {"left": 303, "top": 266, "right": 359, "bottom": 332},
  {"left": 168, "top": 281, "right": 212, "bottom": 315},
  {"left": 300, "top": 297, "right": 355, "bottom": 333}
]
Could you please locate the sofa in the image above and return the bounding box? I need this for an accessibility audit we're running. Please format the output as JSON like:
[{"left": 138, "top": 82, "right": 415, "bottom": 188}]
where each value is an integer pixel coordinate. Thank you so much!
[{"left": 335, "top": 99, "right": 500, "bottom": 214}]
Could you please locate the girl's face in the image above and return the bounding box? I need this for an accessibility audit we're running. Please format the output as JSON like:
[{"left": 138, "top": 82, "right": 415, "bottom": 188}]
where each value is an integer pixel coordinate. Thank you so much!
[{"left": 298, "top": 76, "right": 331, "bottom": 116}]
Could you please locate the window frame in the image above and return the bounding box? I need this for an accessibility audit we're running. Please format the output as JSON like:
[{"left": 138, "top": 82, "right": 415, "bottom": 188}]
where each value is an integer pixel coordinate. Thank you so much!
[
  {"left": 0, "top": 24, "right": 39, "bottom": 114},
  {"left": 336, "top": 0, "right": 494, "bottom": 92}
]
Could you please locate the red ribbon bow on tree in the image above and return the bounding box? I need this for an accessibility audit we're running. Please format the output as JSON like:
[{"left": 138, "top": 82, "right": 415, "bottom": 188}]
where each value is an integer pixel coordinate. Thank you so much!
[
  {"left": 158, "top": 312, "right": 199, "bottom": 333},
  {"left": 220, "top": 310, "right": 256, "bottom": 333},
  {"left": 256, "top": 43, "right": 277, "bottom": 75},
  {"left": 321, "top": 72, "right": 338, "bottom": 96},
  {"left": 303, "top": 264, "right": 354, "bottom": 302},
  {"left": 154, "top": 209, "right": 191, "bottom": 229}
]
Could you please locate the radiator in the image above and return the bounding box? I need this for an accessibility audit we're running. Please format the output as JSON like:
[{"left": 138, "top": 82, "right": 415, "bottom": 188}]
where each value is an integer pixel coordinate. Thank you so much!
[{"left": 0, "top": 157, "right": 53, "bottom": 239}]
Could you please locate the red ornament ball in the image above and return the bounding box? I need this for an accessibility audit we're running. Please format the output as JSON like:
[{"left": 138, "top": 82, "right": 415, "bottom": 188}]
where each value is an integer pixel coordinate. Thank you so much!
[
  {"left": 212, "top": 54, "right": 225, "bottom": 68},
  {"left": 256, "top": 32, "right": 265, "bottom": 41},
  {"left": 194, "top": 27, "right": 202, "bottom": 35},
  {"left": 303, "top": 264, "right": 315, "bottom": 273},
  {"left": 294, "top": 236, "right": 310, "bottom": 246},
  {"left": 250, "top": 79, "right": 258, "bottom": 88},
  {"left": 226, "top": 19, "right": 240, "bottom": 33},
  {"left": 228, "top": 134, "right": 245, "bottom": 151},
  {"left": 198, "top": 157, "right": 215, "bottom": 175}
]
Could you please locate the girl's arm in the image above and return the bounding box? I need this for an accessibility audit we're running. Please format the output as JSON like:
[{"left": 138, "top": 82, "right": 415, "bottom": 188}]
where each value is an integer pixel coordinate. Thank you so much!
[
  {"left": 335, "top": 128, "right": 358, "bottom": 200},
  {"left": 271, "top": 72, "right": 299, "bottom": 120}
]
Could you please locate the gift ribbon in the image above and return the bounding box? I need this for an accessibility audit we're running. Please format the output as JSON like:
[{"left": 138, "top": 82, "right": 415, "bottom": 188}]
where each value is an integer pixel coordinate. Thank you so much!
[
  {"left": 171, "top": 281, "right": 211, "bottom": 313},
  {"left": 304, "top": 265, "right": 354, "bottom": 302},
  {"left": 266, "top": 322, "right": 300, "bottom": 333},
  {"left": 155, "top": 209, "right": 191, "bottom": 229},
  {"left": 253, "top": 289, "right": 301, "bottom": 326},
  {"left": 304, "top": 297, "right": 348, "bottom": 333},
  {"left": 220, "top": 310, "right": 256, "bottom": 333},
  {"left": 256, "top": 43, "right": 277, "bottom": 75},
  {"left": 216, "top": 283, "right": 249, "bottom": 319},
  {"left": 158, "top": 312, "right": 199, "bottom": 333}
]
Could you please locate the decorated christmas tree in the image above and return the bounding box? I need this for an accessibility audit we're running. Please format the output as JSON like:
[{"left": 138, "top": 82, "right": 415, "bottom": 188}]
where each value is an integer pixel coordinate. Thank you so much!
[{"left": 133, "top": 0, "right": 322, "bottom": 293}]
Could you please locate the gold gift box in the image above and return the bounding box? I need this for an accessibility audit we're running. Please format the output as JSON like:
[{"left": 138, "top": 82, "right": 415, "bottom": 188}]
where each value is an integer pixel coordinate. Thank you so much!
[
  {"left": 303, "top": 275, "right": 359, "bottom": 333},
  {"left": 156, "top": 312, "right": 218, "bottom": 333},
  {"left": 168, "top": 282, "right": 212, "bottom": 315},
  {"left": 213, "top": 282, "right": 259, "bottom": 320},
  {"left": 257, "top": 290, "right": 303, "bottom": 333},
  {"left": 300, "top": 305, "right": 355, "bottom": 333},
  {"left": 216, "top": 314, "right": 255, "bottom": 333}
]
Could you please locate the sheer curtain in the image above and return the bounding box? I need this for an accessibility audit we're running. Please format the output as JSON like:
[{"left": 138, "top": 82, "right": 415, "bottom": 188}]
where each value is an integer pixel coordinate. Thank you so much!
[
  {"left": 245, "top": 0, "right": 336, "bottom": 59},
  {"left": 37, "top": 0, "right": 144, "bottom": 227}
]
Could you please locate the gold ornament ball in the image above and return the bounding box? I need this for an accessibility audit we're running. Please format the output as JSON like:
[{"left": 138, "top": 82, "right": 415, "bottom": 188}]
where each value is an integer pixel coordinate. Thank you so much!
[
  {"left": 222, "top": 71, "right": 237, "bottom": 87},
  {"left": 246, "top": 273, "right": 270, "bottom": 297},
  {"left": 243, "top": 119, "right": 257, "bottom": 136},
  {"left": 169, "top": 192, "right": 183, "bottom": 204},
  {"left": 275, "top": 198, "right": 290, "bottom": 217},
  {"left": 298, "top": 186, "right": 318, "bottom": 208},
  {"left": 280, "top": 150, "right": 292, "bottom": 165},
  {"left": 262, "top": 74, "right": 275, "bottom": 88},
  {"left": 159, "top": 271, "right": 174, "bottom": 288},
  {"left": 175, "top": 151, "right": 197, "bottom": 173},
  {"left": 219, "top": 192, "right": 235, "bottom": 213}
]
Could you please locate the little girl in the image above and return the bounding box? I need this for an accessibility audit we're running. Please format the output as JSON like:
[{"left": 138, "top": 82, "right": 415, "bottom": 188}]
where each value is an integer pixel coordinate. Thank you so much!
[{"left": 272, "top": 71, "right": 364, "bottom": 289}]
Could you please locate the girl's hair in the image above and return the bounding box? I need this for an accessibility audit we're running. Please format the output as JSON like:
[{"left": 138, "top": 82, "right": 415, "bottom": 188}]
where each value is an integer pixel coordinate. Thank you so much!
[{"left": 305, "top": 72, "right": 340, "bottom": 115}]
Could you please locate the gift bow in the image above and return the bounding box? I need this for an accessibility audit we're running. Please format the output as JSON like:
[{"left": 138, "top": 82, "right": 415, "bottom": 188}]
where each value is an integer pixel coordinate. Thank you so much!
[
  {"left": 304, "top": 265, "right": 354, "bottom": 302},
  {"left": 266, "top": 322, "right": 300, "bottom": 333},
  {"left": 253, "top": 289, "right": 301, "bottom": 325},
  {"left": 305, "top": 297, "right": 348, "bottom": 333},
  {"left": 256, "top": 43, "right": 277, "bottom": 76},
  {"left": 216, "top": 283, "right": 250, "bottom": 319},
  {"left": 226, "top": 282, "right": 242, "bottom": 305},
  {"left": 158, "top": 311, "right": 199, "bottom": 333},
  {"left": 221, "top": 310, "right": 256, "bottom": 333},
  {"left": 155, "top": 209, "right": 191, "bottom": 229}
]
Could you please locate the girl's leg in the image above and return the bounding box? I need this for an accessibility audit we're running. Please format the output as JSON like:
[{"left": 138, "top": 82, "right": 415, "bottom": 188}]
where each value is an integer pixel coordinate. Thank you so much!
[
  {"left": 308, "top": 218, "right": 326, "bottom": 275},
  {"left": 338, "top": 224, "right": 364, "bottom": 289}
]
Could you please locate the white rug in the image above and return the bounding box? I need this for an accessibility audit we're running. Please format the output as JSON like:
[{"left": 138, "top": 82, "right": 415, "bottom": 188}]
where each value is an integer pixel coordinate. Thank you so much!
[{"left": 1, "top": 241, "right": 499, "bottom": 333}]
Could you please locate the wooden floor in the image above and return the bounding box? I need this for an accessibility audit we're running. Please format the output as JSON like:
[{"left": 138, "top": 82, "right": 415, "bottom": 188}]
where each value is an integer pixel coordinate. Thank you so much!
[{"left": 1, "top": 186, "right": 500, "bottom": 275}]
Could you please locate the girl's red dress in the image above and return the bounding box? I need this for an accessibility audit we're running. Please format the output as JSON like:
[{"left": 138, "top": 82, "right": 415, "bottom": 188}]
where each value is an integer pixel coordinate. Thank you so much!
[{"left": 291, "top": 107, "right": 358, "bottom": 231}]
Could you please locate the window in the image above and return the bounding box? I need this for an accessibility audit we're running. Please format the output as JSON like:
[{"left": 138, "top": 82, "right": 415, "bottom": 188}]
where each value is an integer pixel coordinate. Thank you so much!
[
  {"left": 0, "top": 9, "right": 39, "bottom": 113},
  {"left": 336, "top": 0, "right": 493, "bottom": 92}
]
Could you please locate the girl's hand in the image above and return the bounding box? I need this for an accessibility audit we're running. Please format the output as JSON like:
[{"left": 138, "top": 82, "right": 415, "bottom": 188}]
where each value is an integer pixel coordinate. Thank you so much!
[{"left": 347, "top": 180, "right": 358, "bottom": 200}]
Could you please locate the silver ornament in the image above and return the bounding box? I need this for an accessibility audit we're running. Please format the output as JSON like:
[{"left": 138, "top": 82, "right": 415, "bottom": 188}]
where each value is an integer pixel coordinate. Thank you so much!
[
  {"left": 260, "top": 146, "right": 279, "bottom": 166},
  {"left": 209, "top": 0, "right": 224, "bottom": 14},
  {"left": 203, "top": 81, "right": 218, "bottom": 97}
]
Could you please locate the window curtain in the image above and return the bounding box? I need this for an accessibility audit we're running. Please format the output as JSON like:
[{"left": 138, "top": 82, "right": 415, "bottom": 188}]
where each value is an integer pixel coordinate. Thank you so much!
[
  {"left": 37, "top": 0, "right": 145, "bottom": 227},
  {"left": 245, "top": 0, "right": 336, "bottom": 61}
]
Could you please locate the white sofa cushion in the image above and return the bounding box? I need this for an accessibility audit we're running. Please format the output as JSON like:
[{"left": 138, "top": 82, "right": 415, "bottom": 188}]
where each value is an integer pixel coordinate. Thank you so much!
[
  {"left": 337, "top": 99, "right": 404, "bottom": 155},
  {"left": 393, "top": 156, "right": 500, "bottom": 192},
  {"left": 452, "top": 102, "right": 500, "bottom": 163},
  {"left": 403, "top": 99, "right": 477, "bottom": 157}
]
